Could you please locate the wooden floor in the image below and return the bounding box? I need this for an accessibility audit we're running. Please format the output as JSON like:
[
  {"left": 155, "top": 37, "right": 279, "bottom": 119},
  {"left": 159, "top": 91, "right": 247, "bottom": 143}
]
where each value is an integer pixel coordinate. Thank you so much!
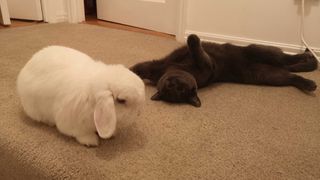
[
  {"left": 0, "top": 17, "right": 175, "bottom": 40},
  {"left": 0, "top": 19, "right": 44, "bottom": 29}
]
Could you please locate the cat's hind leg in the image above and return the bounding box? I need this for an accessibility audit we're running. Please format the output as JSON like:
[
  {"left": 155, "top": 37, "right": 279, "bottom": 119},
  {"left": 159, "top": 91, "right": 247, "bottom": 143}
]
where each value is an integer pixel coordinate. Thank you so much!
[
  {"left": 243, "top": 64, "right": 317, "bottom": 92},
  {"left": 244, "top": 45, "right": 318, "bottom": 72},
  {"left": 244, "top": 44, "right": 285, "bottom": 66},
  {"left": 283, "top": 51, "right": 318, "bottom": 72}
]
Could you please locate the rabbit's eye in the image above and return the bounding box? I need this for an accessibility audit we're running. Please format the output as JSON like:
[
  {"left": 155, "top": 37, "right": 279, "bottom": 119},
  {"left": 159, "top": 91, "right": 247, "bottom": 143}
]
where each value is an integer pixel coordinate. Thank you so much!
[{"left": 116, "top": 98, "right": 126, "bottom": 104}]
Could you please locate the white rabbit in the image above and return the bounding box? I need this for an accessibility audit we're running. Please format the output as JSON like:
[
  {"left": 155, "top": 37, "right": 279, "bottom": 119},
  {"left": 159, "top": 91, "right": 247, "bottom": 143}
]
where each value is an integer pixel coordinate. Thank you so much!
[{"left": 17, "top": 46, "right": 145, "bottom": 146}]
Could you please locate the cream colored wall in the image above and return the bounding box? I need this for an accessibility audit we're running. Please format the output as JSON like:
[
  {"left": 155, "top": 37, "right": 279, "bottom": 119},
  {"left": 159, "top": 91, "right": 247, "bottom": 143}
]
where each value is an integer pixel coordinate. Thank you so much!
[{"left": 185, "top": 0, "right": 320, "bottom": 53}]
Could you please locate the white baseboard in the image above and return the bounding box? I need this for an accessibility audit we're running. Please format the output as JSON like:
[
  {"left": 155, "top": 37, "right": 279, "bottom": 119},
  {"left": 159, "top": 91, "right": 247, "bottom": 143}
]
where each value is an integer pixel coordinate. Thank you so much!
[
  {"left": 55, "top": 14, "right": 68, "bottom": 23},
  {"left": 185, "top": 30, "right": 320, "bottom": 55}
]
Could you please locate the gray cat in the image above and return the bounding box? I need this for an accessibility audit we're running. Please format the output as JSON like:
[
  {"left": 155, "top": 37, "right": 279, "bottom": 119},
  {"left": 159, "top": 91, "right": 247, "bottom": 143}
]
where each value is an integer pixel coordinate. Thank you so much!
[{"left": 131, "top": 34, "right": 318, "bottom": 107}]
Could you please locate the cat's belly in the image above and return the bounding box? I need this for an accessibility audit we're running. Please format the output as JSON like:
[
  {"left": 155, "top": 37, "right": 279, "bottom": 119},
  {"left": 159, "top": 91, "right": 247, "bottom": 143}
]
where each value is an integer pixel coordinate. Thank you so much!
[{"left": 194, "top": 73, "right": 212, "bottom": 88}]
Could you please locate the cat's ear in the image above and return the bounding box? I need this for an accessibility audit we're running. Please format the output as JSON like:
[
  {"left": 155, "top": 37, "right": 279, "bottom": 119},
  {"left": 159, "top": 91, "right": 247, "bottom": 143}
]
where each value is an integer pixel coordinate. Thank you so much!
[
  {"left": 188, "top": 95, "right": 201, "bottom": 107},
  {"left": 151, "top": 91, "right": 162, "bottom": 101}
]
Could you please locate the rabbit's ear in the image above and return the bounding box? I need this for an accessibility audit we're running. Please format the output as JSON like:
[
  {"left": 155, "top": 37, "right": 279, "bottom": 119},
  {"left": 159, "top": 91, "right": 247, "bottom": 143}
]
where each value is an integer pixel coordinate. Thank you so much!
[{"left": 94, "top": 90, "right": 116, "bottom": 139}]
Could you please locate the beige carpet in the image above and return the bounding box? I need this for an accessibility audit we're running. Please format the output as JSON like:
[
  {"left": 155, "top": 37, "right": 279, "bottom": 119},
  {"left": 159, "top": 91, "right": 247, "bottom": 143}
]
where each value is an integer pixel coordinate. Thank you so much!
[{"left": 1, "top": 23, "right": 320, "bottom": 179}]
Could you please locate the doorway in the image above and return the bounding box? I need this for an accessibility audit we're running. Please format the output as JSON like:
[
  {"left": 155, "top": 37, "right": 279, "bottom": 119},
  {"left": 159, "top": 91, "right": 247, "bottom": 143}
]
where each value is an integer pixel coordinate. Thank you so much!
[
  {"left": 84, "top": 0, "right": 97, "bottom": 21},
  {"left": 1, "top": 0, "right": 44, "bottom": 27}
]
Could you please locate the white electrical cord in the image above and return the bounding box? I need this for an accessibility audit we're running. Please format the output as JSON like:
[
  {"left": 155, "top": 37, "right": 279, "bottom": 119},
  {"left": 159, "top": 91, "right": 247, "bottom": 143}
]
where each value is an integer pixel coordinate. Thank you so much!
[{"left": 300, "top": 0, "right": 320, "bottom": 62}]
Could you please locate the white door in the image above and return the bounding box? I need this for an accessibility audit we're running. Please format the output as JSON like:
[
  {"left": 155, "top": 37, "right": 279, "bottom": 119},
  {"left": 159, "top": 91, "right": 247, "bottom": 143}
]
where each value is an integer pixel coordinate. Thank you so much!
[
  {"left": 97, "top": 0, "right": 179, "bottom": 35},
  {"left": 0, "top": 0, "right": 11, "bottom": 25},
  {"left": 7, "top": 0, "right": 43, "bottom": 21}
]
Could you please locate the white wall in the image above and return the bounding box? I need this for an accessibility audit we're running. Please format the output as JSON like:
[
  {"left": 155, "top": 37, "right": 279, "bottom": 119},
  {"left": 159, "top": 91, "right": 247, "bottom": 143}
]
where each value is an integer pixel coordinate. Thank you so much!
[
  {"left": 184, "top": 0, "right": 320, "bottom": 54},
  {"left": 43, "top": 0, "right": 319, "bottom": 55}
]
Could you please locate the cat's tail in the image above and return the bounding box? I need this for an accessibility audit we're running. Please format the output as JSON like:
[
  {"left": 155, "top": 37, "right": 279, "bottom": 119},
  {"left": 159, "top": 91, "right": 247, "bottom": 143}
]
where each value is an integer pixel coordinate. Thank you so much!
[{"left": 285, "top": 49, "right": 318, "bottom": 72}]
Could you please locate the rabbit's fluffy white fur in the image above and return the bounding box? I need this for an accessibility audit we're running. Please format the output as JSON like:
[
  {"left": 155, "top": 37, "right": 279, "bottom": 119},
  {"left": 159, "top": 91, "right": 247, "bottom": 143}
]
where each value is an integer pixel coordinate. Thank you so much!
[{"left": 17, "top": 46, "right": 145, "bottom": 146}]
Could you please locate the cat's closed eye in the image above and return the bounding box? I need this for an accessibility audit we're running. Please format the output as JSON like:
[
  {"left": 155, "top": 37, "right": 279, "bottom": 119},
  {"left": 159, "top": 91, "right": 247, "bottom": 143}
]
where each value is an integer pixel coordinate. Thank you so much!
[
  {"left": 167, "top": 83, "right": 175, "bottom": 89},
  {"left": 177, "top": 86, "right": 183, "bottom": 91}
]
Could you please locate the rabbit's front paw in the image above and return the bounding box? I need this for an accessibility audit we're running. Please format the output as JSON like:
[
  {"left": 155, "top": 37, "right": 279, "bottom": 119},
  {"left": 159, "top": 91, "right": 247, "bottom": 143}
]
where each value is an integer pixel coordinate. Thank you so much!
[{"left": 76, "top": 133, "right": 99, "bottom": 147}]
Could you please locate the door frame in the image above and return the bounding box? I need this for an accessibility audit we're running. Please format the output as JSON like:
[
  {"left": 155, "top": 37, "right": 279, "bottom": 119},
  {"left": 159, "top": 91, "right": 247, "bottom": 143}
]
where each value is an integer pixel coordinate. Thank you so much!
[
  {"left": 176, "top": 0, "right": 188, "bottom": 42},
  {"left": 41, "top": 0, "right": 85, "bottom": 23},
  {"left": 68, "top": 0, "right": 187, "bottom": 41},
  {"left": 66, "top": 0, "right": 85, "bottom": 23},
  {"left": 0, "top": 0, "right": 11, "bottom": 25}
]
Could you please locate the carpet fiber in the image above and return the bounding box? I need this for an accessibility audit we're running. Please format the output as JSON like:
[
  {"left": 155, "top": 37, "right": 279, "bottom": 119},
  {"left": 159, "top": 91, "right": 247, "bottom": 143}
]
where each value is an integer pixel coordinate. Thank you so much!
[{"left": 1, "top": 23, "right": 320, "bottom": 179}]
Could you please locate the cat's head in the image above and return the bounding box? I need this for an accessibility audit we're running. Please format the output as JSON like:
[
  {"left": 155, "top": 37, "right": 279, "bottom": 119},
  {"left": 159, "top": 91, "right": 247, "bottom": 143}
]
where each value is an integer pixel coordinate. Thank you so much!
[{"left": 151, "top": 70, "right": 201, "bottom": 107}]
